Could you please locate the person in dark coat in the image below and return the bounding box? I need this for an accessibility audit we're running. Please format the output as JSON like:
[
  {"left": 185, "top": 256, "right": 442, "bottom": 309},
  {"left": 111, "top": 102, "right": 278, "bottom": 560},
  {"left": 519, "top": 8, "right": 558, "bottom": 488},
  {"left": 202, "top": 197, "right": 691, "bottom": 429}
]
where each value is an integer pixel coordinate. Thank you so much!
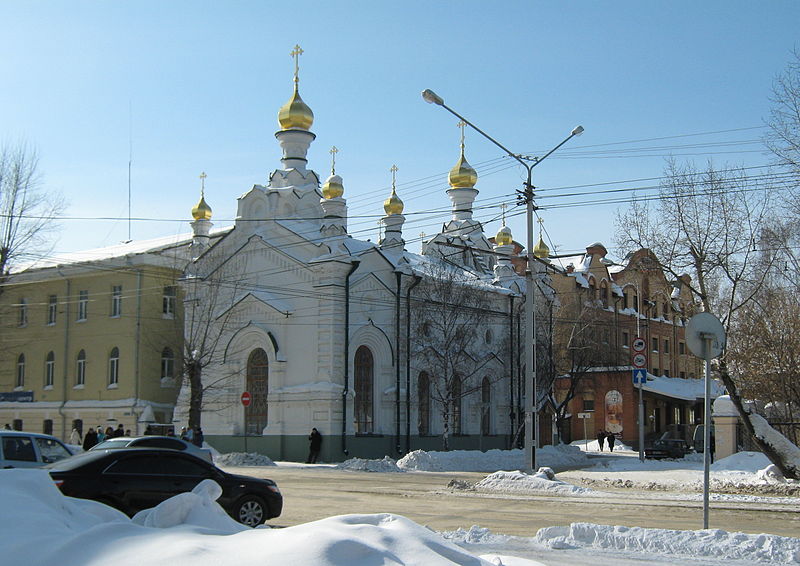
[
  {"left": 606, "top": 432, "right": 617, "bottom": 452},
  {"left": 115, "top": 424, "right": 125, "bottom": 437},
  {"left": 596, "top": 430, "right": 606, "bottom": 452},
  {"left": 192, "top": 427, "right": 204, "bottom": 447},
  {"left": 82, "top": 427, "right": 98, "bottom": 450},
  {"left": 306, "top": 428, "right": 322, "bottom": 463}
]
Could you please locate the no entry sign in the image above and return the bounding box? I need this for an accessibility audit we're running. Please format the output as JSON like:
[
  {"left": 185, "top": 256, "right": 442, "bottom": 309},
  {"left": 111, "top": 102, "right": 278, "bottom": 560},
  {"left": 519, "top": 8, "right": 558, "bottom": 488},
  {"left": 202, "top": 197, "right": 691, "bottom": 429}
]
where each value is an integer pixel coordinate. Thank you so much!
[{"left": 240, "top": 391, "right": 252, "bottom": 407}]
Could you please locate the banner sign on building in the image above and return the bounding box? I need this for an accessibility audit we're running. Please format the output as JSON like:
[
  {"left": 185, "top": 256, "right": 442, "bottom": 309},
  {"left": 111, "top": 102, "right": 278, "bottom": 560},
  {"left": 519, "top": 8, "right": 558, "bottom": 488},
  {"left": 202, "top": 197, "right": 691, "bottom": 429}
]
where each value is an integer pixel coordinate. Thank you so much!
[{"left": 0, "top": 391, "right": 34, "bottom": 402}]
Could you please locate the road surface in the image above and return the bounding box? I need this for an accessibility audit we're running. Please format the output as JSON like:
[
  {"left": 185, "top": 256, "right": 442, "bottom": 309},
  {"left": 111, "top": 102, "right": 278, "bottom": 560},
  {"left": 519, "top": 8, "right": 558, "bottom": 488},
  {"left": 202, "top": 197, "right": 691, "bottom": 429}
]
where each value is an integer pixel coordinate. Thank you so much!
[{"left": 222, "top": 464, "right": 800, "bottom": 538}]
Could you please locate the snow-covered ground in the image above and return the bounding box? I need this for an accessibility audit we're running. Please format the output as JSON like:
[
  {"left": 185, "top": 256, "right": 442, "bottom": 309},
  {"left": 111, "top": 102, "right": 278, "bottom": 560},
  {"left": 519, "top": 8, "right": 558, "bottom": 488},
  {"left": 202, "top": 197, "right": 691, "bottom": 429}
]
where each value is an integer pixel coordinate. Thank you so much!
[{"left": 2, "top": 444, "right": 799, "bottom": 566}]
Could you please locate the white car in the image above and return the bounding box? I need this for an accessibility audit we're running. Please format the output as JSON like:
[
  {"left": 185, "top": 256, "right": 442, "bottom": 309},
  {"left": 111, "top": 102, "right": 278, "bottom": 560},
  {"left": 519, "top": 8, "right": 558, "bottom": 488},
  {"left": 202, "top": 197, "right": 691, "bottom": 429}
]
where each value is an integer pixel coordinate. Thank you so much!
[
  {"left": 0, "top": 431, "right": 74, "bottom": 468},
  {"left": 89, "top": 436, "right": 213, "bottom": 462}
]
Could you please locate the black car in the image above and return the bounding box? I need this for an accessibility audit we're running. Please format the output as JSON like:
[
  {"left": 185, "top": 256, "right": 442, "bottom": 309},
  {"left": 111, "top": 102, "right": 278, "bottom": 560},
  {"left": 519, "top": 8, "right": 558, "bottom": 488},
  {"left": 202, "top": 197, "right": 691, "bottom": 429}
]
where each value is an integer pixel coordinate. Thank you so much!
[
  {"left": 645, "top": 434, "right": 692, "bottom": 459},
  {"left": 46, "top": 448, "right": 282, "bottom": 526}
]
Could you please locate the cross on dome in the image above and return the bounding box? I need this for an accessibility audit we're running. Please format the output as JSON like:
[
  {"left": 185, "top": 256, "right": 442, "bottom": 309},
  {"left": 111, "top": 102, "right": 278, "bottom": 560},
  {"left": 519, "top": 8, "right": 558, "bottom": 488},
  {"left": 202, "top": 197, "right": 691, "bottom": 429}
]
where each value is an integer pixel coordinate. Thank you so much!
[
  {"left": 330, "top": 146, "right": 338, "bottom": 175},
  {"left": 291, "top": 44, "right": 304, "bottom": 84}
]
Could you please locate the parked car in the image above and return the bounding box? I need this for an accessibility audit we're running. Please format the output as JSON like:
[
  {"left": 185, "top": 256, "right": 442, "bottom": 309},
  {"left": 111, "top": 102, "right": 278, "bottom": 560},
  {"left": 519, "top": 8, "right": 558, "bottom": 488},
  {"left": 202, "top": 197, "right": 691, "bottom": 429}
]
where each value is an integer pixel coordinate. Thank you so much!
[
  {"left": 89, "top": 435, "right": 212, "bottom": 462},
  {"left": 645, "top": 433, "right": 692, "bottom": 459},
  {"left": 46, "top": 448, "right": 281, "bottom": 526},
  {"left": 0, "top": 430, "right": 74, "bottom": 468}
]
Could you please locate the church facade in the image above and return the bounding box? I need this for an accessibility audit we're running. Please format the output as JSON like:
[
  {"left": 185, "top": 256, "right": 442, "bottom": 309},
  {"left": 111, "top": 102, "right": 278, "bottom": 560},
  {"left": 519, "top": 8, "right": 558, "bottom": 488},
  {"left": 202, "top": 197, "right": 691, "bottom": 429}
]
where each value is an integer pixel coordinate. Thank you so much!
[{"left": 174, "top": 49, "right": 545, "bottom": 461}]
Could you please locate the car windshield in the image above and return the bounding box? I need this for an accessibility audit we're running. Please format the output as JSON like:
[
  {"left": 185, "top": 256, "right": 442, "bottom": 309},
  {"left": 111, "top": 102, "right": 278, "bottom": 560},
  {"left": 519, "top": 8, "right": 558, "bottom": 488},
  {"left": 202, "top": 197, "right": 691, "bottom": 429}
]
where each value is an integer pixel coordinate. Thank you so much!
[
  {"left": 92, "top": 438, "right": 131, "bottom": 450},
  {"left": 36, "top": 437, "right": 72, "bottom": 463}
]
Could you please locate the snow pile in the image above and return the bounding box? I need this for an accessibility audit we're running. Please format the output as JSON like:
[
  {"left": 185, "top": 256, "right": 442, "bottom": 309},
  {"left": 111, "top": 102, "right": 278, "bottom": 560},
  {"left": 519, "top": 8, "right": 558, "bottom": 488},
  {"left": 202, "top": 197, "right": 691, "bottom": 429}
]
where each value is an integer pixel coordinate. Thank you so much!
[
  {"left": 0, "top": 469, "right": 524, "bottom": 566},
  {"left": 397, "top": 445, "right": 589, "bottom": 472},
  {"left": 132, "top": 479, "right": 249, "bottom": 533},
  {"left": 214, "top": 452, "right": 276, "bottom": 467},
  {"left": 336, "top": 456, "right": 403, "bottom": 472},
  {"left": 712, "top": 451, "right": 773, "bottom": 473},
  {"left": 534, "top": 522, "right": 800, "bottom": 564},
  {"left": 475, "top": 469, "right": 595, "bottom": 495}
]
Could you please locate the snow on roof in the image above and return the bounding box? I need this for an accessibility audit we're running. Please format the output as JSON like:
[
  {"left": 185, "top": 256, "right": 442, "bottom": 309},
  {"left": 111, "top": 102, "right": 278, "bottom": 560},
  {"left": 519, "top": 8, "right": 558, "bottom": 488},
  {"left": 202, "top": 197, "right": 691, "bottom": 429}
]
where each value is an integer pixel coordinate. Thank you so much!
[
  {"left": 17, "top": 226, "right": 231, "bottom": 272},
  {"left": 643, "top": 375, "right": 725, "bottom": 401}
]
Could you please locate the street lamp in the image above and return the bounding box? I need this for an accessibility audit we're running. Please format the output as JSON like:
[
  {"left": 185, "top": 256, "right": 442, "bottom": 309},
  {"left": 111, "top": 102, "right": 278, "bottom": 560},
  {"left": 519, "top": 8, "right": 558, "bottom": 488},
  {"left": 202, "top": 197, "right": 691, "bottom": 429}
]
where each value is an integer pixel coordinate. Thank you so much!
[{"left": 422, "top": 88, "right": 583, "bottom": 472}]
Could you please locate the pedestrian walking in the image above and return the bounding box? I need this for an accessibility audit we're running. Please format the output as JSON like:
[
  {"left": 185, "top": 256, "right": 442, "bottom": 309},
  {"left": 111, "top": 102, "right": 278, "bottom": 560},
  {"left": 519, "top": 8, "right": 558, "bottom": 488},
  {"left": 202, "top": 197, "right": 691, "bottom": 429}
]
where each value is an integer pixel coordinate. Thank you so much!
[
  {"left": 306, "top": 428, "right": 322, "bottom": 463},
  {"left": 606, "top": 432, "right": 616, "bottom": 452},
  {"left": 82, "top": 427, "right": 98, "bottom": 450},
  {"left": 69, "top": 428, "right": 82, "bottom": 445},
  {"left": 596, "top": 430, "right": 606, "bottom": 451},
  {"left": 193, "top": 427, "right": 204, "bottom": 447}
]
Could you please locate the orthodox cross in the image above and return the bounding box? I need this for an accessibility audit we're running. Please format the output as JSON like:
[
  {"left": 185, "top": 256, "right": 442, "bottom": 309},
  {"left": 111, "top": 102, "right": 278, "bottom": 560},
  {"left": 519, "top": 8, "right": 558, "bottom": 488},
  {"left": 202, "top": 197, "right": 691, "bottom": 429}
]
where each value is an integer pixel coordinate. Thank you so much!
[
  {"left": 538, "top": 216, "right": 545, "bottom": 238},
  {"left": 291, "top": 44, "right": 304, "bottom": 84},
  {"left": 390, "top": 164, "right": 398, "bottom": 190},
  {"left": 199, "top": 171, "right": 207, "bottom": 197},
  {"left": 457, "top": 120, "right": 467, "bottom": 151},
  {"left": 500, "top": 202, "right": 507, "bottom": 227},
  {"left": 329, "top": 146, "right": 338, "bottom": 175}
]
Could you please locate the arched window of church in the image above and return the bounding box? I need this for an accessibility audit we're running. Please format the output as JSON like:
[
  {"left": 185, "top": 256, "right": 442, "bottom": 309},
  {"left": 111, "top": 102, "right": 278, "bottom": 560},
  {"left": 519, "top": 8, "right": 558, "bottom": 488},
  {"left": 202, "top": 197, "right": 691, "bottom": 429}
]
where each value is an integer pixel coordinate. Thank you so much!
[
  {"left": 481, "top": 377, "right": 491, "bottom": 436},
  {"left": 246, "top": 348, "right": 269, "bottom": 435},
  {"left": 417, "top": 371, "right": 430, "bottom": 436},
  {"left": 354, "top": 346, "right": 374, "bottom": 433},
  {"left": 451, "top": 376, "right": 462, "bottom": 435},
  {"left": 600, "top": 280, "right": 609, "bottom": 308}
]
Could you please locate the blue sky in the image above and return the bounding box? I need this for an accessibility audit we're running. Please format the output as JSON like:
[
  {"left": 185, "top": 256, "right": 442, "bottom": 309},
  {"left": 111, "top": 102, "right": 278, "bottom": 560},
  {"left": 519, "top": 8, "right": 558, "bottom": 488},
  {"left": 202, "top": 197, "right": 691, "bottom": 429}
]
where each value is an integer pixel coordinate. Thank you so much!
[{"left": 1, "top": 1, "right": 798, "bottom": 262}]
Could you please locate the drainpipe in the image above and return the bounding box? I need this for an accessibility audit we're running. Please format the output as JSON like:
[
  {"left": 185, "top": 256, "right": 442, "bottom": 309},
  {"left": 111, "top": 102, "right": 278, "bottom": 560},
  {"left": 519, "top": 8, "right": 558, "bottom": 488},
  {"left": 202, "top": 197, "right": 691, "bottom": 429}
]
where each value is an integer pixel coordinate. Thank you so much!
[
  {"left": 508, "top": 295, "right": 515, "bottom": 448},
  {"left": 404, "top": 274, "right": 421, "bottom": 454},
  {"left": 341, "top": 260, "right": 360, "bottom": 456},
  {"left": 395, "top": 271, "right": 402, "bottom": 455},
  {"left": 57, "top": 274, "right": 71, "bottom": 441},
  {"left": 131, "top": 269, "right": 143, "bottom": 434}
]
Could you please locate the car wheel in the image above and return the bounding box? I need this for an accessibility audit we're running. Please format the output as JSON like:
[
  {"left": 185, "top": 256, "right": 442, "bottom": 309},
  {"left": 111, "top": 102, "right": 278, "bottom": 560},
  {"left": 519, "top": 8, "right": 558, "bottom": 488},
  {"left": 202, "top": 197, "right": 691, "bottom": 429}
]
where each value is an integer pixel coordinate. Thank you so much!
[{"left": 234, "top": 495, "right": 266, "bottom": 527}]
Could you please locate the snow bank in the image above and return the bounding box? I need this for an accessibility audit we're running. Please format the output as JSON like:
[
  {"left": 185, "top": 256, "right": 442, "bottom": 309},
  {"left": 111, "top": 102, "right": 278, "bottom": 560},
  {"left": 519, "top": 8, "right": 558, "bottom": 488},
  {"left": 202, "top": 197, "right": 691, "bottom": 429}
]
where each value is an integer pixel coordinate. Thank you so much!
[
  {"left": 0, "top": 469, "right": 509, "bottom": 566},
  {"left": 132, "top": 479, "right": 249, "bottom": 533},
  {"left": 475, "top": 469, "right": 594, "bottom": 495},
  {"left": 712, "top": 451, "right": 772, "bottom": 473},
  {"left": 534, "top": 522, "right": 800, "bottom": 564},
  {"left": 215, "top": 452, "right": 276, "bottom": 467},
  {"left": 336, "top": 456, "right": 403, "bottom": 472},
  {"left": 397, "top": 445, "right": 589, "bottom": 472}
]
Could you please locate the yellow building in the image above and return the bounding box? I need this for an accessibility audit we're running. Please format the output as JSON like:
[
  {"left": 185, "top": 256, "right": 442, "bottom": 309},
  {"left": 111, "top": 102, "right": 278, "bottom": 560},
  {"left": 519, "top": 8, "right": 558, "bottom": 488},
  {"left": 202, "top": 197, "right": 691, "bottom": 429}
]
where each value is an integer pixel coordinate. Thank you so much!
[{"left": 0, "top": 236, "right": 189, "bottom": 442}]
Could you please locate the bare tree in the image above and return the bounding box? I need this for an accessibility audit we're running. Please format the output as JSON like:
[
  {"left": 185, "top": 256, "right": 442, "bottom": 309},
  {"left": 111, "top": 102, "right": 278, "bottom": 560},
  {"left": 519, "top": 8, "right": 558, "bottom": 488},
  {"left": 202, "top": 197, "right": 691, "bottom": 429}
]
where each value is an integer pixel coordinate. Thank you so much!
[
  {"left": 727, "top": 287, "right": 800, "bottom": 445},
  {"left": 179, "top": 265, "right": 247, "bottom": 430},
  {"left": 617, "top": 159, "right": 800, "bottom": 479},
  {"left": 411, "top": 263, "right": 506, "bottom": 451},
  {"left": 0, "top": 142, "right": 64, "bottom": 280},
  {"left": 766, "top": 48, "right": 800, "bottom": 178},
  {"left": 548, "top": 297, "right": 618, "bottom": 443}
]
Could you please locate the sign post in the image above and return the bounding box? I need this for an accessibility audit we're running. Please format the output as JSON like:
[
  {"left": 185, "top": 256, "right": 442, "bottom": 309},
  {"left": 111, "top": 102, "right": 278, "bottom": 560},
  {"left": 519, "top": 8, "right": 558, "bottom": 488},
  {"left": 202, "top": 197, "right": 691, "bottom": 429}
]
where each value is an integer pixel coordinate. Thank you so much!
[
  {"left": 631, "top": 337, "right": 647, "bottom": 462},
  {"left": 577, "top": 412, "right": 592, "bottom": 450},
  {"left": 686, "top": 312, "right": 726, "bottom": 531},
  {"left": 241, "top": 391, "right": 251, "bottom": 454}
]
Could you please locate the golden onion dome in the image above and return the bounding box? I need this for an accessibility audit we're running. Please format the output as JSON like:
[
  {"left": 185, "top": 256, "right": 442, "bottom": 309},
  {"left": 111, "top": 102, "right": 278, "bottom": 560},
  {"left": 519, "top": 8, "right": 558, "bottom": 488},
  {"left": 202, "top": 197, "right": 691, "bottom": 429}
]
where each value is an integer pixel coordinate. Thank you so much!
[
  {"left": 495, "top": 224, "right": 513, "bottom": 246},
  {"left": 191, "top": 195, "right": 213, "bottom": 221},
  {"left": 448, "top": 150, "right": 478, "bottom": 188},
  {"left": 384, "top": 187, "right": 404, "bottom": 215},
  {"left": 278, "top": 85, "right": 314, "bottom": 130},
  {"left": 534, "top": 234, "right": 550, "bottom": 259},
  {"left": 322, "top": 174, "right": 344, "bottom": 199}
]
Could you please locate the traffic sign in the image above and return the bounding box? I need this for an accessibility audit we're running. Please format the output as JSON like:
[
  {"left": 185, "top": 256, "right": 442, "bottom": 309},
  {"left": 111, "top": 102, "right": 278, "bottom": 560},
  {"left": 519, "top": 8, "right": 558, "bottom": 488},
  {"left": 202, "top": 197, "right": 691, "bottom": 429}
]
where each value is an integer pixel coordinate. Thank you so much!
[
  {"left": 632, "top": 353, "right": 647, "bottom": 368},
  {"left": 632, "top": 337, "right": 646, "bottom": 353},
  {"left": 240, "top": 391, "right": 252, "bottom": 407},
  {"left": 632, "top": 368, "right": 647, "bottom": 385},
  {"left": 577, "top": 412, "right": 592, "bottom": 419}
]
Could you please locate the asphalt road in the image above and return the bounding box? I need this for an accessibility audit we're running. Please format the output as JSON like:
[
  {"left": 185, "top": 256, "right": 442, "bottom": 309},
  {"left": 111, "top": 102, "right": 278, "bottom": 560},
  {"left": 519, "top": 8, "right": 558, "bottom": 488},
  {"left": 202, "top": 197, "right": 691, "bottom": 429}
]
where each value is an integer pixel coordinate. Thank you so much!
[{"left": 222, "top": 465, "right": 800, "bottom": 538}]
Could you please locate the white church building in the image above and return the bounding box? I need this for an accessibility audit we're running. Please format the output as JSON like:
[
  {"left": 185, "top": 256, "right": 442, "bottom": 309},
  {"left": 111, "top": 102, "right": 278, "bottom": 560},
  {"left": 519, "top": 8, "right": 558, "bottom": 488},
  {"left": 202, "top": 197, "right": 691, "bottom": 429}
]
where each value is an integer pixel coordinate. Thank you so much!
[{"left": 175, "top": 49, "right": 548, "bottom": 461}]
